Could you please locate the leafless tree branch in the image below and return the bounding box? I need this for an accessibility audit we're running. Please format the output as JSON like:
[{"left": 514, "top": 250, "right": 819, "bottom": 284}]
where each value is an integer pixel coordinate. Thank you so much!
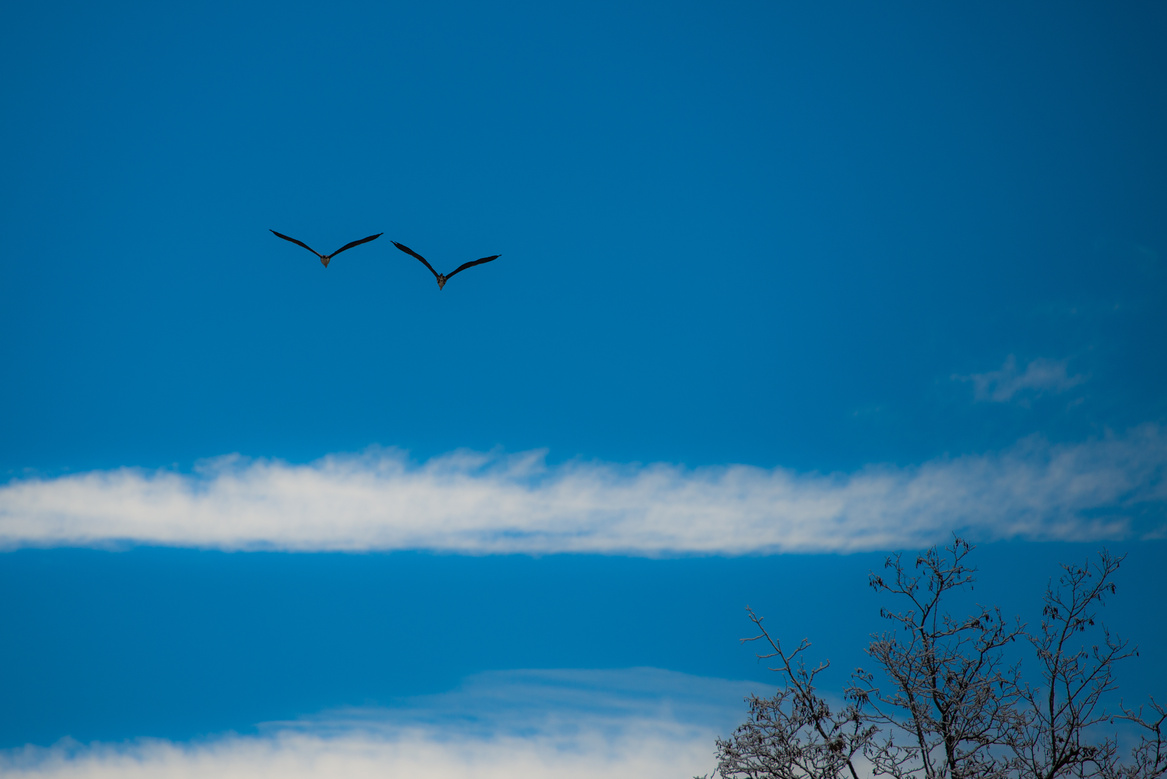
[{"left": 705, "top": 539, "right": 1163, "bottom": 779}]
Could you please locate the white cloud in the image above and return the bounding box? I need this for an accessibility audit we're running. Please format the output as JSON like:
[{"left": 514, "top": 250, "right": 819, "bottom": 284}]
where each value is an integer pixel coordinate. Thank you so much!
[
  {"left": 272, "top": 667, "right": 761, "bottom": 740},
  {"left": 956, "top": 355, "right": 1087, "bottom": 403},
  {"left": 1, "top": 426, "right": 1164, "bottom": 554},
  {"left": 0, "top": 729, "right": 715, "bottom": 779},
  {"left": 0, "top": 669, "right": 756, "bottom": 779},
  {"left": 0, "top": 727, "right": 714, "bottom": 779}
]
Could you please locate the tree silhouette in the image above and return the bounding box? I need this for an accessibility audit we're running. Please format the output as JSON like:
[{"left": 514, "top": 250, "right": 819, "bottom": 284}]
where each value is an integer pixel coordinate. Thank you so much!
[{"left": 703, "top": 538, "right": 1166, "bottom": 779}]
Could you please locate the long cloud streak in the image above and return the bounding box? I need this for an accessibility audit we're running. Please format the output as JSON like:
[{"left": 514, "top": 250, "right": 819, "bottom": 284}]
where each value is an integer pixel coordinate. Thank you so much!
[
  {"left": 0, "top": 668, "right": 752, "bottom": 779},
  {"left": 2, "top": 426, "right": 1165, "bottom": 553},
  {"left": 0, "top": 727, "right": 718, "bottom": 779}
]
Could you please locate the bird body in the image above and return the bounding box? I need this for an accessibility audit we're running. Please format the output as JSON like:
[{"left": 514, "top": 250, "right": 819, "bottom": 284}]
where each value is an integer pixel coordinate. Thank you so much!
[
  {"left": 392, "top": 241, "right": 500, "bottom": 289},
  {"left": 270, "top": 230, "right": 383, "bottom": 267}
]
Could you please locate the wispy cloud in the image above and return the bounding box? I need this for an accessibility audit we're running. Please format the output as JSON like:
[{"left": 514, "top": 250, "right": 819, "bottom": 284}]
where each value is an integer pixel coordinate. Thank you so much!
[
  {"left": 0, "top": 669, "right": 755, "bottom": 779},
  {"left": 955, "top": 355, "right": 1087, "bottom": 403},
  {"left": 0, "top": 728, "right": 714, "bottom": 779},
  {"left": 274, "top": 667, "right": 761, "bottom": 738},
  {"left": 1, "top": 426, "right": 1164, "bottom": 554}
]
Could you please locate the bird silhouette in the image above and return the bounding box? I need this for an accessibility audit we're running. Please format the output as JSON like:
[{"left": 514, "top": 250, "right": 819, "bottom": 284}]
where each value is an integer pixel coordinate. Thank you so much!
[
  {"left": 392, "top": 241, "right": 500, "bottom": 290},
  {"left": 270, "top": 230, "right": 383, "bottom": 267}
]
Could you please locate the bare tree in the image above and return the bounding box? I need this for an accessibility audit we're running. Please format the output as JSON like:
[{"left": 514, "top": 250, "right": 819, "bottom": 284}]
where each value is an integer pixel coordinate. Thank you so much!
[
  {"left": 706, "top": 609, "right": 876, "bottom": 779},
  {"left": 704, "top": 538, "right": 1166, "bottom": 779},
  {"left": 848, "top": 538, "right": 1024, "bottom": 779},
  {"left": 1011, "top": 550, "right": 1166, "bottom": 779}
]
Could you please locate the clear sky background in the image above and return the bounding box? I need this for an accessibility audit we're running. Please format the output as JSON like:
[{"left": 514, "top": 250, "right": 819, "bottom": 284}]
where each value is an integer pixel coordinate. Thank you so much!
[{"left": 2, "top": 2, "right": 1166, "bottom": 777}]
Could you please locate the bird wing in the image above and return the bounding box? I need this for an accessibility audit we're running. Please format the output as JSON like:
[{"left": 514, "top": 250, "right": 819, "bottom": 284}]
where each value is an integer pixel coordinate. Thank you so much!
[
  {"left": 270, "top": 230, "right": 322, "bottom": 258},
  {"left": 393, "top": 241, "right": 441, "bottom": 280},
  {"left": 446, "top": 254, "right": 501, "bottom": 280},
  {"left": 329, "top": 233, "right": 383, "bottom": 258}
]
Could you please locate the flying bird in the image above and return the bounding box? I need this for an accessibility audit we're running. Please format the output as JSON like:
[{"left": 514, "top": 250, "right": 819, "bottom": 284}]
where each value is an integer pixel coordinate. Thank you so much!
[
  {"left": 270, "top": 230, "right": 383, "bottom": 267},
  {"left": 392, "top": 241, "right": 500, "bottom": 290}
]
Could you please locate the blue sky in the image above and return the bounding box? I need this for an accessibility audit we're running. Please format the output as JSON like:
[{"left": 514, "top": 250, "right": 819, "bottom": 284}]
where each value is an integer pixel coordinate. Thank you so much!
[{"left": 2, "top": 2, "right": 1166, "bottom": 777}]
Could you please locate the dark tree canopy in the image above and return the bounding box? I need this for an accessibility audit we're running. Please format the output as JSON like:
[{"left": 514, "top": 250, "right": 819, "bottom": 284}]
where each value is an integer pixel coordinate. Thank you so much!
[{"left": 703, "top": 539, "right": 1166, "bottom": 779}]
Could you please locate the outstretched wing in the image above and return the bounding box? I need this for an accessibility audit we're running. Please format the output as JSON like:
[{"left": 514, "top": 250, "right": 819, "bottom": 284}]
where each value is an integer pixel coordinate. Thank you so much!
[
  {"left": 270, "top": 230, "right": 322, "bottom": 258},
  {"left": 393, "top": 241, "right": 441, "bottom": 280},
  {"left": 329, "top": 233, "right": 383, "bottom": 258},
  {"left": 446, "top": 254, "right": 501, "bottom": 280}
]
